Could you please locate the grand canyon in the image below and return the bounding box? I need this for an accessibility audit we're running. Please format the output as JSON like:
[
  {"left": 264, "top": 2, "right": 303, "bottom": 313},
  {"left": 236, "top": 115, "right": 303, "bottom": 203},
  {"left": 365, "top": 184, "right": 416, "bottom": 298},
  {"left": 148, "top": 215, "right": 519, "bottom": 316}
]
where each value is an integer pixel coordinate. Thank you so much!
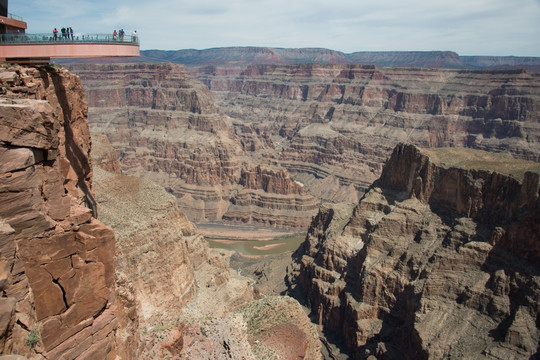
[{"left": 0, "top": 47, "right": 539, "bottom": 359}]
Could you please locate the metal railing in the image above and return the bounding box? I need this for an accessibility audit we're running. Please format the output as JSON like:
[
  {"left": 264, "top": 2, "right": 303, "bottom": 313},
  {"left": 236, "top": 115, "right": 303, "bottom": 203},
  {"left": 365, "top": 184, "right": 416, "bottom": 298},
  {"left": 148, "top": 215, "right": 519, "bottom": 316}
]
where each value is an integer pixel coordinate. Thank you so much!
[
  {"left": 0, "top": 33, "right": 139, "bottom": 45},
  {"left": 8, "top": 13, "right": 24, "bottom": 21}
]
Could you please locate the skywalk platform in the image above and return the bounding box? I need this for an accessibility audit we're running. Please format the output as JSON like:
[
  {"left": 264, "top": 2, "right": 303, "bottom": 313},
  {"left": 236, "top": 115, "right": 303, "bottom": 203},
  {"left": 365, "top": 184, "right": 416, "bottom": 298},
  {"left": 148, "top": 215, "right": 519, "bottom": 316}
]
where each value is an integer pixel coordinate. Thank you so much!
[{"left": 0, "top": 33, "right": 140, "bottom": 64}]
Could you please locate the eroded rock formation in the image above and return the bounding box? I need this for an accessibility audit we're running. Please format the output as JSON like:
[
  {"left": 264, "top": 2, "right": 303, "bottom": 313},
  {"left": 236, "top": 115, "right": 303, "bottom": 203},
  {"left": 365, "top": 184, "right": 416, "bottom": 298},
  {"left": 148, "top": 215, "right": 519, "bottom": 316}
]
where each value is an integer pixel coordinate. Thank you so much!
[
  {"left": 68, "top": 63, "right": 320, "bottom": 230},
  {"left": 0, "top": 65, "right": 116, "bottom": 358},
  {"left": 292, "top": 143, "right": 540, "bottom": 359},
  {"left": 68, "top": 62, "right": 540, "bottom": 230},
  {"left": 192, "top": 64, "right": 540, "bottom": 204}
]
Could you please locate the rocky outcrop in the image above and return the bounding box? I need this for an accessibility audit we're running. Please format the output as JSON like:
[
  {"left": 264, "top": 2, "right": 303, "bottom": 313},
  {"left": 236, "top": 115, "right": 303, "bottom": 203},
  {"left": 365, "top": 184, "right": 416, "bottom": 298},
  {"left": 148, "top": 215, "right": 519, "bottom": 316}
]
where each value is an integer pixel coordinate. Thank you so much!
[
  {"left": 67, "top": 63, "right": 320, "bottom": 230},
  {"left": 237, "top": 296, "right": 322, "bottom": 360},
  {"left": 292, "top": 143, "right": 540, "bottom": 359},
  {"left": 136, "top": 295, "right": 322, "bottom": 360},
  {"left": 0, "top": 66, "right": 116, "bottom": 358},
  {"left": 192, "top": 64, "right": 540, "bottom": 204}
]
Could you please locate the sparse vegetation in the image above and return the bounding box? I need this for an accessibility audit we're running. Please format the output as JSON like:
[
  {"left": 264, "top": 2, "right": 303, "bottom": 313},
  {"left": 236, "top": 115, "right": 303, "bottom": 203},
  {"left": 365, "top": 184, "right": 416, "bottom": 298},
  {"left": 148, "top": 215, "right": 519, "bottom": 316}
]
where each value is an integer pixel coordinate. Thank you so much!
[
  {"left": 25, "top": 325, "right": 40, "bottom": 349},
  {"left": 37, "top": 63, "right": 63, "bottom": 71},
  {"left": 148, "top": 323, "right": 174, "bottom": 333}
]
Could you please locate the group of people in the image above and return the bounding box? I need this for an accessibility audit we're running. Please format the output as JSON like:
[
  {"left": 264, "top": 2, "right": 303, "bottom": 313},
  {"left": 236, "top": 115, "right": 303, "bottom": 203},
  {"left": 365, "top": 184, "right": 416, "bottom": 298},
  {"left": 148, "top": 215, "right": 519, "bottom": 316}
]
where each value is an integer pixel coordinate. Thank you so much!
[
  {"left": 113, "top": 29, "right": 138, "bottom": 42},
  {"left": 50, "top": 27, "right": 138, "bottom": 42},
  {"left": 112, "top": 29, "right": 125, "bottom": 41},
  {"left": 52, "top": 27, "right": 73, "bottom": 40}
]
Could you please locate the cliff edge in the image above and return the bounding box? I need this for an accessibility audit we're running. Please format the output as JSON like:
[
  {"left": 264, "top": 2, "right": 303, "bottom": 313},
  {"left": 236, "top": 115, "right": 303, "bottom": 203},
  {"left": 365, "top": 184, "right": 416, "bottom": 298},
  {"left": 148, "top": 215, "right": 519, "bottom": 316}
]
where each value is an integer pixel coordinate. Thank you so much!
[{"left": 0, "top": 65, "right": 117, "bottom": 358}]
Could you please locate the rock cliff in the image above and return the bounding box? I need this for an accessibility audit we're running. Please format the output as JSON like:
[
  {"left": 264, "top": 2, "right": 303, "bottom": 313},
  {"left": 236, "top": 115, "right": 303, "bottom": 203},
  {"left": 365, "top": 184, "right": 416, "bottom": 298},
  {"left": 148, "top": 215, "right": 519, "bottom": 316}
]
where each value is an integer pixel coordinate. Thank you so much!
[
  {"left": 192, "top": 64, "right": 540, "bottom": 204},
  {"left": 91, "top": 162, "right": 200, "bottom": 358},
  {"left": 67, "top": 63, "right": 320, "bottom": 230},
  {"left": 0, "top": 65, "right": 117, "bottom": 358},
  {"left": 291, "top": 143, "right": 540, "bottom": 359}
]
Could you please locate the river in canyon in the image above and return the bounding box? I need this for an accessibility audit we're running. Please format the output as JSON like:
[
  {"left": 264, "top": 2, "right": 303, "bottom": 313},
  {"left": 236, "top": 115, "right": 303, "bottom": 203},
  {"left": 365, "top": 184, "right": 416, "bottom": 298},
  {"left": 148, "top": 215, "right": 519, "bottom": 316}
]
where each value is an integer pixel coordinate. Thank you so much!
[{"left": 197, "top": 223, "right": 306, "bottom": 256}]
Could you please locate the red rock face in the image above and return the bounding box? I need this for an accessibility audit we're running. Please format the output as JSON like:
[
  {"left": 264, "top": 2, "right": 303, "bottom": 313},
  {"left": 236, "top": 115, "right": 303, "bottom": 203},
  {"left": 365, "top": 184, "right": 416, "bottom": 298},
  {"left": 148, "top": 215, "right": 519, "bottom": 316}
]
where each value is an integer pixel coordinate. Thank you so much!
[
  {"left": 0, "top": 66, "right": 116, "bottom": 358},
  {"left": 293, "top": 144, "right": 540, "bottom": 359},
  {"left": 68, "top": 63, "right": 320, "bottom": 230}
]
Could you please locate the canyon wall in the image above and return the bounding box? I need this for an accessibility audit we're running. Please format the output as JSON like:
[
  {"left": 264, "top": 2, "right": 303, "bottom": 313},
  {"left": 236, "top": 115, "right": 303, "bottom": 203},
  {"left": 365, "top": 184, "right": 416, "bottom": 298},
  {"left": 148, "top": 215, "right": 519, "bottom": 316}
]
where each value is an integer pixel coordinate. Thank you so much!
[
  {"left": 60, "top": 48, "right": 540, "bottom": 72},
  {"left": 90, "top": 133, "right": 199, "bottom": 358},
  {"left": 68, "top": 63, "right": 320, "bottom": 230},
  {"left": 67, "top": 62, "right": 540, "bottom": 231},
  {"left": 0, "top": 66, "right": 117, "bottom": 358},
  {"left": 191, "top": 64, "right": 540, "bottom": 204},
  {"left": 291, "top": 143, "right": 540, "bottom": 359}
]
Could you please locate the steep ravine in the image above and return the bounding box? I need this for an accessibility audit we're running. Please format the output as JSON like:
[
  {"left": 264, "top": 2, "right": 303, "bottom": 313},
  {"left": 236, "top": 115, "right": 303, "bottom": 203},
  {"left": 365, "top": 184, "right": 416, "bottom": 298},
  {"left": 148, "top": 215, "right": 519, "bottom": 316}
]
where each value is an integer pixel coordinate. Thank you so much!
[
  {"left": 0, "top": 65, "right": 322, "bottom": 359},
  {"left": 2, "top": 63, "right": 539, "bottom": 360},
  {"left": 290, "top": 143, "right": 540, "bottom": 359}
]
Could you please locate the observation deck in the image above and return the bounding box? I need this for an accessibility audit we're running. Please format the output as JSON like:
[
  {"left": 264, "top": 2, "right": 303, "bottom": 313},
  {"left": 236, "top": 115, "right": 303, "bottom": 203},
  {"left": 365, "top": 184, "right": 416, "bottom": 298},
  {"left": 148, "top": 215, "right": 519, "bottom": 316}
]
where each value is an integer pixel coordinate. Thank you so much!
[{"left": 0, "top": 33, "right": 140, "bottom": 64}]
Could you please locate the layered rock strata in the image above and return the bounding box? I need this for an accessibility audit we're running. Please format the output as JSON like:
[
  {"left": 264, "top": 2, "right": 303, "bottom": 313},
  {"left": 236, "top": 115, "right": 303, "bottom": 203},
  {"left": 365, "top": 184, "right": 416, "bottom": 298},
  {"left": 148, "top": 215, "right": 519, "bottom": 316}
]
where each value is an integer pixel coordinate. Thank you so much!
[
  {"left": 192, "top": 64, "right": 540, "bottom": 203},
  {"left": 71, "top": 62, "right": 540, "bottom": 229},
  {"left": 293, "top": 143, "right": 540, "bottom": 359},
  {"left": 0, "top": 66, "right": 116, "bottom": 358},
  {"left": 91, "top": 135, "right": 321, "bottom": 359},
  {"left": 68, "top": 63, "right": 320, "bottom": 230}
]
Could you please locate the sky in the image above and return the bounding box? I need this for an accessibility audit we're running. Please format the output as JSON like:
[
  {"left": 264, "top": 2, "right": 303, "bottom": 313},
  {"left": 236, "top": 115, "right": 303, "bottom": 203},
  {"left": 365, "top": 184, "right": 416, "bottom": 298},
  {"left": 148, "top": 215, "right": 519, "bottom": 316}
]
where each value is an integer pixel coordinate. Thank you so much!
[{"left": 9, "top": 0, "right": 540, "bottom": 56}]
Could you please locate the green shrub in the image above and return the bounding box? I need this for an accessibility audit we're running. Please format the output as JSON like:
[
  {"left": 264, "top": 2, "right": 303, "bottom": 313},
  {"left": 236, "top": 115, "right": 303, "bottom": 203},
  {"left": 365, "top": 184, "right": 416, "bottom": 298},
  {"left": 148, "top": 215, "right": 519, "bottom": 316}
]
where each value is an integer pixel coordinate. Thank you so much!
[{"left": 24, "top": 326, "right": 40, "bottom": 349}]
